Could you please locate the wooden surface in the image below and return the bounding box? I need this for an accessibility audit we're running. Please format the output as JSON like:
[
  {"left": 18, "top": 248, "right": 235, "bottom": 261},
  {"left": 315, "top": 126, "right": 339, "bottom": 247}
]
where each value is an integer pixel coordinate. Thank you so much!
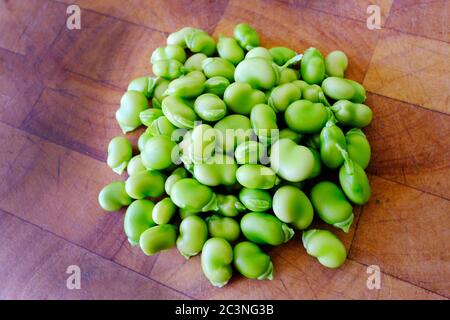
[{"left": 0, "top": 0, "right": 449, "bottom": 300}]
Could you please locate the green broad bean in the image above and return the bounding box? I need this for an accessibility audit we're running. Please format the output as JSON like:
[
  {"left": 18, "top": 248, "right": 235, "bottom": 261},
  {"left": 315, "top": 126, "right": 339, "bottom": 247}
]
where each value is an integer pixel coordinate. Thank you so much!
[
  {"left": 165, "top": 167, "right": 188, "bottom": 195},
  {"left": 267, "top": 82, "right": 302, "bottom": 113},
  {"left": 216, "top": 194, "right": 246, "bottom": 217},
  {"left": 278, "top": 128, "right": 302, "bottom": 144},
  {"left": 308, "top": 147, "right": 322, "bottom": 178},
  {"left": 234, "top": 242, "right": 273, "bottom": 280},
  {"left": 194, "top": 93, "right": 227, "bottom": 121},
  {"left": 127, "top": 76, "right": 158, "bottom": 98},
  {"left": 124, "top": 199, "right": 156, "bottom": 244},
  {"left": 270, "top": 138, "right": 315, "bottom": 182},
  {"left": 151, "top": 79, "right": 170, "bottom": 109},
  {"left": 245, "top": 47, "right": 272, "bottom": 60},
  {"left": 98, "top": 181, "right": 132, "bottom": 212},
  {"left": 107, "top": 136, "right": 132, "bottom": 175},
  {"left": 139, "top": 224, "right": 177, "bottom": 256},
  {"left": 189, "top": 123, "right": 216, "bottom": 163},
  {"left": 234, "top": 23, "right": 260, "bottom": 50},
  {"left": 164, "top": 71, "right": 205, "bottom": 98},
  {"left": 239, "top": 188, "right": 272, "bottom": 212},
  {"left": 240, "top": 212, "right": 294, "bottom": 245},
  {"left": 338, "top": 148, "right": 371, "bottom": 205},
  {"left": 270, "top": 46, "right": 297, "bottom": 66},
  {"left": 214, "top": 114, "right": 253, "bottom": 153},
  {"left": 234, "top": 58, "right": 278, "bottom": 90},
  {"left": 273, "top": 185, "right": 314, "bottom": 230},
  {"left": 201, "top": 238, "right": 233, "bottom": 287},
  {"left": 162, "top": 95, "right": 198, "bottom": 129},
  {"left": 204, "top": 76, "right": 230, "bottom": 97},
  {"left": 302, "top": 84, "right": 321, "bottom": 102},
  {"left": 148, "top": 115, "right": 177, "bottom": 137},
  {"left": 170, "top": 178, "right": 218, "bottom": 212},
  {"left": 152, "top": 197, "right": 177, "bottom": 225},
  {"left": 193, "top": 154, "right": 237, "bottom": 186},
  {"left": 321, "top": 77, "right": 366, "bottom": 103},
  {"left": 331, "top": 100, "right": 373, "bottom": 128},
  {"left": 151, "top": 45, "right": 187, "bottom": 64},
  {"left": 125, "top": 170, "right": 165, "bottom": 199},
  {"left": 250, "top": 104, "right": 278, "bottom": 143},
  {"left": 278, "top": 68, "right": 299, "bottom": 84},
  {"left": 234, "top": 140, "right": 265, "bottom": 164},
  {"left": 345, "top": 128, "right": 371, "bottom": 169},
  {"left": 217, "top": 36, "right": 245, "bottom": 65},
  {"left": 185, "top": 30, "right": 216, "bottom": 56},
  {"left": 116, "top": 90, "right": 149, "bottom": 133},
  {"left": 141, "top": 135, "right": 177, "bottom": 170},
  {"left": 139, "top": 108, "right": 163, "bottom": 127},
  {"left": 137, "top": 128, "right": 153, "bottom": 152},
  {"left": 167, "top": 27, "right": 203, "bottom": 47},
  {"left": 302, "top": 229, "right": 346, "bottom": 268},
  {"left": 177, "top": 215, "right": 208, "bottom": 259},
  {"left": 236, "top": 164, "right": 279, "bottom": 189},
  {"left": 127, "top": 155, "right": 147, "bottom": 176},
  {"left": 319, "top": 119, "right": 347, "bottom": 169},
  {"left": 184, "top": 53, "right": 208, "bottom": 72},
  {"left": 223, "top": 82, "right": 265, "bottom": 115},
  {"left": 292, "top": 79, "right": 309, "bottom": 92},
  {"left": 152, "top": 59, "right": 187, "bottom": 80},
  {"left": 284, "top": 100, "right": 328, "bottom": 133},
  {"left": 310, "top": 181, "right": 354, "bottom": 232},
  {"left": 206, "top": 214, "right": 240, "bottom": 242},
  {"left": 202, "top": 57, "right": 235, "bottom": 81},
  {"left": 300, "top": 47, "right": 325, "bottom": 84},
  {"left": 325, "top": 50, "right": 348, "bottom": 78}
]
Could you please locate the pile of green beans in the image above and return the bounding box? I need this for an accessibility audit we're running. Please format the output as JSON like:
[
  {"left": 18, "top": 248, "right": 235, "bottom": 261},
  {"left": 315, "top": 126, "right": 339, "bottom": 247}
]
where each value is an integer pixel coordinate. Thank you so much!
[{"left": 99, "top": 23, "right": 373, "bottom": 287}]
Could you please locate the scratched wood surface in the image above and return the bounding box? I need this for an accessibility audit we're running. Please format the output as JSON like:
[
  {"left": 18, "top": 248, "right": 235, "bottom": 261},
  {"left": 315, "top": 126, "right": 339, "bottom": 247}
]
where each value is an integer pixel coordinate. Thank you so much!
[{"left": 0, "top": 0, "right": 449, "bottom": 300}]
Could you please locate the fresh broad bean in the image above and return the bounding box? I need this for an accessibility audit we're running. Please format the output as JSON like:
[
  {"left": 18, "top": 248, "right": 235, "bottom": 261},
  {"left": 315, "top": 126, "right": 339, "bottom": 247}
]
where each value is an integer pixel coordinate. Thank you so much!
[
  {"left": 346, "top": 128, "right": 371, "bottom": 169},
  {"left": 167, "top": 27, "right": 202, "bottom": 47},
  {"left": 214, "top": 114, "right": 253, "bottom": 153},
  {"left": 310, "top": 181, "right": 354, "bottom": 232},
  {"left": 165, "top": 167, "right": 187, "bottom": 195},
  {"left": 292, "top": 79, "right": 309, "bottom": 92},
  {"left": 125, "top": 170, "right": 165, "bottom": 199},
  {"left": 137, "top": 128, "right": 153, "bottom": 152},
  {"left": 162, "top": 95, "right": 198, "bottom": 128},
  {"left": 206, "top": 214, "right": 240, "bottom": 242},
  {"left": 127, "top": 155, "right": 147, "bottom": 176},
  {"left": 140, "top": 224, "right": 177, "bottom": 256},
  {"left": 202, "top": 57, "right": 235, "bottom": 81},
  {"left": 278, "top": 128, "right": 302, "bottom": 144},
  {"left": 194, "top": 93, "right": 227, "bottom": 121},
  {"left": 185, "top": 30, "right": 216, "bottom": 56},
  {"left": 204, "top": 76, "right": 230, "bottom": 97},
  {"left": 300, "top": 47, "right": 325, "bottom": 84},
  {"left": 270, "top": 139, "right": 315, "bottom": 182},
  {"left": 268, "top": 82, "right": 302, "bottom": 113},
  {"left": 325, "top": 50, "right": 348, "bottom": 78},
  {"left": 141, "top": 135, "right": 177, "bottom": 170},
  {"left": 338, "top": 148, "right": 371, "bottom": 205},
  {"left": 148, "top": 115, "right": 177, "bottom": 137},
  {"left": 321, "top": 77, "right": 366, "bottom": 103},
  {"left": 270, "top": 46, "right": 297, "bottom": 66},
  {"left": 245, "top": 47, "right": 272, "bottom": 60},
  {"left": 319, "top": 119, "right": 347, "bottom": 169},
  {"left": 177, "top": 215, "right": 208, "bottom": 258},
  {"left": 240, "top": 212, "right": 294, "bottom": 245},
  {"left": 239, "top": 188, "right": 272, "bottom": 212},
  {"left": 201, "top": 238, "right": 233, "bottom": 287},
  {"left": 139, "top": 108, "right": 163, "bottom": 127},
  {"left": 302, "top": 84, "right": 321, "bottom": 102},
  {"left": 171, "top": 178, "right": 218, "bottom": 212},
  {"left": 152, "top": 79, "right": 170, "bottom": 109},
  {"left": 116, "top": 91, "right": 149, "bottom": 133},
  {"left": 234, "top": 140, "right": 265, "bottom": 164},
  {"left": 98, "top": 181, "right": 133, "bottom": 212},
  {"left": 216, "top": 194, "right": 246, "bottom": 217},
  {"left": 250, "top": 104, "right": 278, "bottom": 143},
  {"left": 217, "top": 36, "right": 245, "bottom": 65},
  {"left": 151, "top": 45, "right": 186, "bottom": 64},
  {"left": 331, "top": 100, "right": 372, "bottom": 128},
  {"left": 193, "top": 154, "right": 237, "bottom": 186},
  {"left": 128, "top": 76, "right": 158, "bottom": 98},
  {"left": 302, "top": 229, "right": 346, "bottom": 268},
  {"left": 184, "top": 53, "right": 208, "bottom": 72},
  {"left": 107, "top": 136, "right": 132, "bottom": 175},
  {"left": 189, "top": 123, "right": 216, "bottom": 163},
  {"left": 152, "top": 197, "right": 177, "bottom": 225},
  {"left": 152, "top": 59, "right": 187, "bottom": 80},
  {"left": 278, "top": 68, "right": 299, "bottom": 84},
  {"left": 273, "top": 185, "right": 313, "bottom": 230},
  {"left": 236, "top": 164, "right": 279, "bottom": 189},
  {"left": 234, "top": 23, "right": 260, "bottom": 50},
  {"left": 223, "top": 82, "right": 265, "bottom": 115},
  {"left": 234, "top": 242, "right": 273, "bottom": 280},
  {"left": 164, "top": 70, "right": 205, "bottom": 98},
  {"left": 284, "top": 100, "right": 328, "bottom": 133},
  {"left": 234, "top": 58, "right": 278, "bottom": 90},
  {"left": 124, "top": 199, "right": 156, "bottom": 245}
]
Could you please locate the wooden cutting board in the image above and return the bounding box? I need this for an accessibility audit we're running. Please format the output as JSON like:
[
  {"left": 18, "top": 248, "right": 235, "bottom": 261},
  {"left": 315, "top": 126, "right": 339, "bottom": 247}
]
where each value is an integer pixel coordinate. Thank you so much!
[{"left": 0, "top": 0, "right": 448, "bottom": 299}]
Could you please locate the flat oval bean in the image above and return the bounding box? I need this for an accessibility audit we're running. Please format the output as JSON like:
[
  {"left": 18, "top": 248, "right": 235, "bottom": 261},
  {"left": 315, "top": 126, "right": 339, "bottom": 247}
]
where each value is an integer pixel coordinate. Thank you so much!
[
  {"left": 152, "top": 198, "right": 177, "bottom": 225},
  {"left": 107, "top": 136, "right": 132, "bottom": 175},
  {"left": 302, "top": 229, "right": 347, "bottom": 268},
  {"left": 273, "top": 185, "right": 314, "bottom": 230},
  {"left": 217, "top": 36, "right": 245, "bottom": 65},
  {"left": 98, "top": 181, "right": 133, "bottom": 212},
  {"left": 204, "top": 76, "right": 230, "bottom": 97},
  {"left": 239, "top": 188, "right": 272, "bottom": 212},
  {"left": 140, "top": 224, "right": 177, "bottom": 256},
  {"left": 206, "top": 214, "right": 240, "bottom": 242},
  {"left": 201, "top": 238, "right": 233, "bottom": 287},
  {"left": 125, "top": 170, "right": 165, "bottom": 199},
  {"left": 194, "top": 93, "right": 227, "bottom": 121},
  {"left": 177, "top": 215, "right": 208, "bottom": 258},
  {"left": 236, "top": 164, "right": 279, "bottom": 189},
  {"left": 124, "top": 199, "right": 156, "bottom": 244},
  {"left": 116, "top": 90, "right": 149, "bottom": 133},
  {"left": 234, "top": 241, "right": 273, "bottom": 280},
  {"left": 240, "top": 212, "right": 294, "bottom": 245}
]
